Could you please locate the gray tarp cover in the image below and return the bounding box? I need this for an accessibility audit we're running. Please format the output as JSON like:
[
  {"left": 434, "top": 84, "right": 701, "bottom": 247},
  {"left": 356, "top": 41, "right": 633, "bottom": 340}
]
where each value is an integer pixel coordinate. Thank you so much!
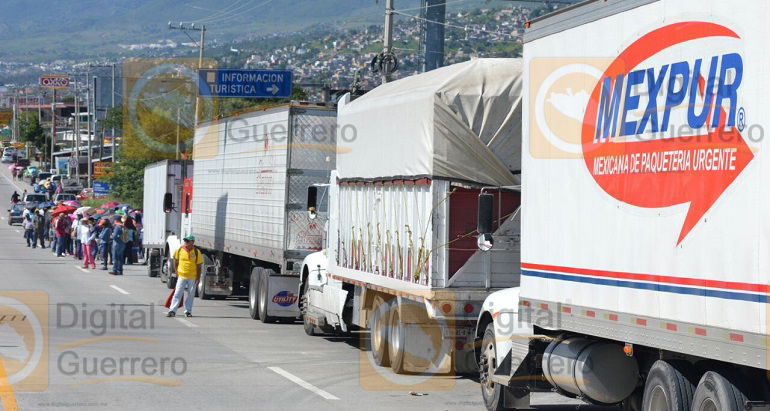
[{"left": 337, "top": 58, "right": 522, "bottom": 186}]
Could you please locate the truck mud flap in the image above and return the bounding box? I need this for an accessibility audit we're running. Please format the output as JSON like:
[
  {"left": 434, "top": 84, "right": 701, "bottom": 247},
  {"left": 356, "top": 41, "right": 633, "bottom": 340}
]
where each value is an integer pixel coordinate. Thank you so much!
[{"left": 266, "top": 275, "right": 301, "bottom": 318}]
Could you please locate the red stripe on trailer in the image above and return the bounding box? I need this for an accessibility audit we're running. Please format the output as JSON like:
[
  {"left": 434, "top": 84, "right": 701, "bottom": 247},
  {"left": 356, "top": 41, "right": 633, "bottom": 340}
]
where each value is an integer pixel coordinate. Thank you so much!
[
  {"left": 414, "top": 178, "right": 431, "bottom": 185},
  {"left": 521, "top": 300, "right": 530, "bottom": 307},
  {"left": 521, "top": 262, "right": 769, "bottom": 293},
  {"left": 730, "top": 333, "right": 744, "bottom": 342},
  {"left": 609, "top": 314, "right": 618, "bottom": 321},
  {"left": 636, "top": 318, "right": 647, "bottom": 326},
  {"left": 586, "top": 310, "right": 595, "bottom": 317},
  {"left": 562, "top": 306, "right": 571, "bottom": 314},
  {"left": 540, "top": 303, "right": 549, "bottom": 310},
  {"left": 695, "top": 328, "right": 707, "bottom": 336},
  {"left": 666, "top": 323, "right": 677, "bottom": 331}
]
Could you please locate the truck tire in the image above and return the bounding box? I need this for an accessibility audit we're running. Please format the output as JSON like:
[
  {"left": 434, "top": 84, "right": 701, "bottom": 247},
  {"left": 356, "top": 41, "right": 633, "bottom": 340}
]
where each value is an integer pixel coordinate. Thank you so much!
[
  {"left": 388, "top": 304, "right": 406, "bottom": 374},
  {"left": 147, "top": 249, "right": 160, "bottom": 277},
  {"left": 164, "top": 259, "right": 177, "bottom": 289},
  {"left": 197, "top": 255, "right": 212, "bottom": 299},
  {"left": 370, "top": 295, "right": 390, "bottom": 367},
  {"left": 301, "top": 279, "right": 320, "bottom": 335},
  {"left": 480, "top": 323, "right": 510, "bottom": 411},
  {"left": 642, "top": 360, "right": 697, "bottom": 411},
  {"left": 258, "top": 268, "right": 277, "bottom": 323},
  {"left": 691, "top": 371, "right": 748, "bottom": 411},
  {"left": 248, "top": 268, "right": 261, "bottom": 320}
]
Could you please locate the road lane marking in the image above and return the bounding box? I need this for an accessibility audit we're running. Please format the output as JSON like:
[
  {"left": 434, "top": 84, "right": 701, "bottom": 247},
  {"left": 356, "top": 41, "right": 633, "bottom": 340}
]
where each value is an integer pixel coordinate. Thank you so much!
[
  {"left": 176, "top": 318, "right": 198, "bottom": 328},
  {"left": 0, "top": 170, "right": 22, "bottom": 192},
  {"left": 109, "top": 285, "right": 130, "bottom": 295},
  {"left": 14, "top": 229, "right": 19, "bottom": 233},
  {"left": 268, "top": 366, "right": 339, "bottom": 400},
  {"left": 0, "top": 216, "right": 4, "bottom": 220},
  {"left": 77, "top": 267, "right": 89, "bottom": 273}
]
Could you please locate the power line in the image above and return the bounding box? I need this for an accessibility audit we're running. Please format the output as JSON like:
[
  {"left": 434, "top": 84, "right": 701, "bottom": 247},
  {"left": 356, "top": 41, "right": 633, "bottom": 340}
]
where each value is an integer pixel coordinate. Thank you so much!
[{"left": 391, "top": 9, "right": 514, "bottom": 36}]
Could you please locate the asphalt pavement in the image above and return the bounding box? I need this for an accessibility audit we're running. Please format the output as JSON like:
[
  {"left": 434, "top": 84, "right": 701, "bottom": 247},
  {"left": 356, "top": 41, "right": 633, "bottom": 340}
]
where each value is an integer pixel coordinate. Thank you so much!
[{"left": 0, "top": 164, "right": 611, "bottom": 411}]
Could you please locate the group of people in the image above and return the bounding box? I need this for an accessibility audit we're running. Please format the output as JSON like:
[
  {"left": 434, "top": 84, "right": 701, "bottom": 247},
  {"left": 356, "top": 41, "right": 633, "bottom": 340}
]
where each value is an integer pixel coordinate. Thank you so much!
[{"left": 20, "top": 206, "right": 143, "bottom": 275}]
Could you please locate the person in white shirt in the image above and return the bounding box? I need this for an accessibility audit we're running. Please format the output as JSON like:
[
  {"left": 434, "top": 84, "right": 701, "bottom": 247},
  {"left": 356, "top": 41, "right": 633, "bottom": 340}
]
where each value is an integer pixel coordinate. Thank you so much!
[
  {"left": 22, "top": 215, "right": 35, "bottom": 247},
  {"left": 72, "top": 215, "right": 82, "bottom": 260},
  {"left": 79, "top": 218, "right": 96, "bottom": 269}
]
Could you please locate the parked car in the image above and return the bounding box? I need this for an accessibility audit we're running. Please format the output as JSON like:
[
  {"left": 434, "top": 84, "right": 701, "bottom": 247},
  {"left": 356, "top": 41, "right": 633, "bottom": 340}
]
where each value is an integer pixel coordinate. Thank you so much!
[
  {"left": 37, "top": 172, "right": 52, "bottom": 182},
  {"left": 76, "top": 188, "right": 94, "bottom": 201},
  {"left": 15, "top": 158, "right": 30, "bottom": 168},
  {"left": 7, "top": 202, "right": 25, "bottom": 225},
  {"left": 1, "top": 152, "right": 12, "bottom": 163},
  {"left": 22, "top": 193, "right": 47, "bottom": 203},
  {"left": 23, "top": 166, "right": 39, "bottom": 178},
  {"left": 53, "top": 193, "right": 77, "bottom": 203}
]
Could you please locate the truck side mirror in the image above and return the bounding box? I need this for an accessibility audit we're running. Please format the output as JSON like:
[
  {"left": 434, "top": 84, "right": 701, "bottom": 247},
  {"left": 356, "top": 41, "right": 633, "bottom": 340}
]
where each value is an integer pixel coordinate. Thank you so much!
[
  {"left": 477, "top": 193, "right": 495, "bottom": 252},
  {"left": 307, "top": 186, "right": 318, "bottom": 220},
  {"left": 163, "top": 193, "right": 173, "bottom": 213}
]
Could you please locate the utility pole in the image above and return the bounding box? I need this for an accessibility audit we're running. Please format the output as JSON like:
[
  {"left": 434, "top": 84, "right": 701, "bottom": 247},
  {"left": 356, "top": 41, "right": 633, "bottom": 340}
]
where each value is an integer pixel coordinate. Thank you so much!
[
  {"left": 111, "top": 63, "right": 116, "bottom": 163},
  {"left": 74, "top": 77, "right": 80, "bottom": 180},
  {"left": 89, "top": 75, "right": 96, "bottom": 189},
  {"left": 168, "top": 21, "right": 206, "bottom": 181},
  {"left": 86, "top": 66, "right": 91, "bottom": 181},
  {"left": 383, "top": 0, "right": 395, "bottom": 84},
  {"left": 50, "top": 89, "right": 56, "bottom": 172}
]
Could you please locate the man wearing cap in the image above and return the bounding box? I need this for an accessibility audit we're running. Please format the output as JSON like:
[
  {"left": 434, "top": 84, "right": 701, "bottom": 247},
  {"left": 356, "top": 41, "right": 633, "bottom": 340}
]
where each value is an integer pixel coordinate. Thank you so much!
[{"left": 167, "top": 235, "right": 203, "bottom": 318}]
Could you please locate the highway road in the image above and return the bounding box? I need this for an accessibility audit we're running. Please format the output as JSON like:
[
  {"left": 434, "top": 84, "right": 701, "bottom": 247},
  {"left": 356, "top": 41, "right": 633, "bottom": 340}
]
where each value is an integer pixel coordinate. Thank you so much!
[{"left": 0, "top": 163, "right": 610, "bottom": 411}]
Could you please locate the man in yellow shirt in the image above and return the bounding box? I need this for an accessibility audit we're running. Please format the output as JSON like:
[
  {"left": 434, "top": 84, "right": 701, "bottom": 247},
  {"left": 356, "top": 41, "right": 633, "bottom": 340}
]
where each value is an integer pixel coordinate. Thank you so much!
[{"left": 167, "top": 235, "right": 203, "bottom": 318}]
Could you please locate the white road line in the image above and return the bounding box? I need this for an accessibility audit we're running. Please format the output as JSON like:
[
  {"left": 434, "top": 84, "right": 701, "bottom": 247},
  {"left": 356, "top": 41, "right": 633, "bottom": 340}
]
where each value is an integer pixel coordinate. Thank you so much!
[
  {"left": 0, "top": 170, "right": 23, "bottom": 192},
  {"left": 0, "top": 216, "right": 5, "bottom": 220},
  {"left": 109, "top": 285, "right": 130, "bottom": 295},
  {"left": 14, "top": 229, "right": 20, "bottom": 233},
  {"left": 176, "top": 318, "right": 198, "bottom": 328},
  {"left": 76, "top": 267, "right": 89, "bottom": 273},
  {"left": 268, "top": 366, "right": 340, "bottom": 400}
]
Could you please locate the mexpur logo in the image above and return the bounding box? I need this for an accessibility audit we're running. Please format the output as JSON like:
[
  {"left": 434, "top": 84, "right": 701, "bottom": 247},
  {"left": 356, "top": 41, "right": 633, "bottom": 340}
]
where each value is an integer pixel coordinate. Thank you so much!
[{"left": 581, "top": 22, "right": 755, "bottom": 245}]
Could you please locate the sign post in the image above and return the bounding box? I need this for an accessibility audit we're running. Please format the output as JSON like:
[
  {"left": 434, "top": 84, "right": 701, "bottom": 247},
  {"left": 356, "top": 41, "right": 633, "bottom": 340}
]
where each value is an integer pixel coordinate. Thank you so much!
[
  {"left": 197, "top": 69, "right": 293, "bottom": 99},
  {"left": 41, "top": 75, "right": 69, "bottom": 171}
]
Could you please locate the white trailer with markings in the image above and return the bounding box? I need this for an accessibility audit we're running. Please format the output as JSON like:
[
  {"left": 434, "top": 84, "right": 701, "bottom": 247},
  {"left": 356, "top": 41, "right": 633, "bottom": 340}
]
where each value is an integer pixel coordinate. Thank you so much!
[
  {"left": 475, "top": 1, "right": 770, "bottom": 410},
  {"left": 300, "top": 59, "right": 524, "bottom": 374},
  {"left": 188, "top": 104, "right": 337, "bottom": 322}
]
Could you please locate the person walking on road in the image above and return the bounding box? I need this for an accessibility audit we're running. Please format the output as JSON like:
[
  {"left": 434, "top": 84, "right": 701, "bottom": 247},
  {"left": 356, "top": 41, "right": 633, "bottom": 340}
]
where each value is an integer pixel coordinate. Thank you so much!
[
  {"left": 109, "top": 217, "right": 127, "bottom": 275},
  {"left": 10, "top": 191, "right": 19, "bottom": 203},
  {"left": 34, "top": 210, "right": 46, "bottom": 249},
  {"left": 124, "top": 217, "right": 136, "bottom": 265},
  {"left": 22, "top": 215, "right": 35, "bottom": 247},
  {"left": 54, "top": 213, "right": 70, "bottom": 257},
  {"left": 167, "top": 235, "right": 203, "bottom": 318},
  {"left": 80, "top": 218, "right": 96, "bottom": 269},
  {"left": 98, "top": 219, "right": 112, "bottom": 270}
]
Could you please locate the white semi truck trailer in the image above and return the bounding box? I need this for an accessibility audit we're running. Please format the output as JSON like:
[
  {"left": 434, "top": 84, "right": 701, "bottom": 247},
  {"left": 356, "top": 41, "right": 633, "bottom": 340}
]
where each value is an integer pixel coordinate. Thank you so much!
[
  {"left": 185, "top": 104, "right": 337, "bottom": 322},
  {"left": 143, "top": 160, "right": 194, "bottom": 285},
  {"left": 300, "top": 59, "right": 524, "bottom": 374},
  {"left": 475, "top": 1, "right": 770, "bottom": 410}
]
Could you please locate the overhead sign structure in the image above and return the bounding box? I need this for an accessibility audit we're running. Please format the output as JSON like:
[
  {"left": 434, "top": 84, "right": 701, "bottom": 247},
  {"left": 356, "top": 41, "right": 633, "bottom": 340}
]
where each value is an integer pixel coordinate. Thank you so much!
[
  {"left": 40, "top": 75, "right": 70, "bottom": 90},
  {"left": 198, "top": 69, "right": 292, "bottom": 99}
]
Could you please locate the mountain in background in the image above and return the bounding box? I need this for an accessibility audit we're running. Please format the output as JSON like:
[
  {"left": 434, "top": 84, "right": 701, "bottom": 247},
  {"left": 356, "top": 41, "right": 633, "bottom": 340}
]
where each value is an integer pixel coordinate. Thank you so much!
[{"left": 0, "top": 0, "right": 450, "bottom": 60}]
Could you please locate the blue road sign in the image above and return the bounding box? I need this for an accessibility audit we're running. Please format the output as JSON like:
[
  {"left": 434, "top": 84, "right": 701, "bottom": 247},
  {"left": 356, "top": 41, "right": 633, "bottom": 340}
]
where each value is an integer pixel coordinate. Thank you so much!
[
  {"left": 93, "top": 181, "right": 111, "bottom": 195},
  {"left": 198, "top": 69, "right": 293, "bottom": 99}
]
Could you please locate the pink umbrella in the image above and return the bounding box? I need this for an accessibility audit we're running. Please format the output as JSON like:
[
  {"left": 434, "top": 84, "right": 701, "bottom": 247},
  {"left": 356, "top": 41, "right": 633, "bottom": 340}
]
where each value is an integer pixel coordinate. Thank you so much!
[
  {"left": 8, "top": 165, "right": 17, "bottom": 171},
  {"left": 101, "top": 202, "right": 119, "bottom": 209},
  {"left": 64, "top": 200, "right": 81, "bottom": 207}
]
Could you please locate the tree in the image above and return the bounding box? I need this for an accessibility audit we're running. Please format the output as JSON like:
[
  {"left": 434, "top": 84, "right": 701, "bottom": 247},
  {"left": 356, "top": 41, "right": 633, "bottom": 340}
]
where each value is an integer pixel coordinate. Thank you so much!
[
  {"left": 105, "top": 158, "right": 156, "bottom": 208},
  {"left": 18, "top": 112, "right": 50, "bottom": 156}
]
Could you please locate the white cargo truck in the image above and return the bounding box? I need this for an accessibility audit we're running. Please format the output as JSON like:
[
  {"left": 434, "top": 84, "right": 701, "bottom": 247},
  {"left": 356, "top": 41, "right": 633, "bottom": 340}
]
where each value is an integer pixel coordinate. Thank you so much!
[
  {"left": 475, "top": 1, "right": 770, "bottom": 410},
  {"left": 188, "top": 104, "right": 336, "bottom": 322},
  {"left": 142, "top": 160, "right": 194, "bottom": 286},
  {"left": 300, "top": 59, "right": 524, "bottom": 374}
]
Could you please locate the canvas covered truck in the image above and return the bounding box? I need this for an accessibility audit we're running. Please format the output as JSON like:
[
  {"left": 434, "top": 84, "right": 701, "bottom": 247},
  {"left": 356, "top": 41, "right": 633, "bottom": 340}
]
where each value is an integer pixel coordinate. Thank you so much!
[
  {"left": 143, "top": 160, "right": 194, "bottom": 286},
  {"left": 474, "top": 0, "right": 770, "bottom": 410},
  {"left": 300, "top": 59, "right": 524, "bottom": 374},
  {"left": 188, "top": 104, "right": 336, "bottom": 321}
]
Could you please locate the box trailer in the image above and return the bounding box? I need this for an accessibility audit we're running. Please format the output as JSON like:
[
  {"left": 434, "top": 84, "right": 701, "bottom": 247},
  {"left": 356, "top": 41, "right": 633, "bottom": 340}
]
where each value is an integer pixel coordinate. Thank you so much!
[
  {"left": 300, "top": 59, "right": 524, "bottom": 374},
  {"left": 189, "top": 104, "right": 336, "bottom": 321},
  {"left": 475, "top": 1, "right": 770, "bottom": 410},
  {"left": 143, "top": 160, "right": 194, "bottom": 282}
]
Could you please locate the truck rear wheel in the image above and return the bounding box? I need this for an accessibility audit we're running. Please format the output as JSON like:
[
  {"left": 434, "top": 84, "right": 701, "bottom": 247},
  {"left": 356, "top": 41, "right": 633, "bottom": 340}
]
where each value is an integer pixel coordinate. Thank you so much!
[
  {"left": 388, "top": 305, "right": 406, "bottom": 374},
  {"left": 371, "top": 295, "right": 390, "bottom": 367},
  {"left": 480, "top": 323, "right": 510, "bottom": 411},
  {"left": 642, "top": 360, "right": 697, "bottom": 411},
  {"left": 147, "top": 249, "right": 160, "bottom": 277},
  {"left": 164, "top": 259, "right": 176, "bottom": 289},
  {"left": 258, "top": 269, "right": 277, "bottom": 323},
  {"left": 691, "top": 371, "right": 748, "bottom": 411},
  {"left": 248, "top": 268, "right": 261, "bottom": 320}
]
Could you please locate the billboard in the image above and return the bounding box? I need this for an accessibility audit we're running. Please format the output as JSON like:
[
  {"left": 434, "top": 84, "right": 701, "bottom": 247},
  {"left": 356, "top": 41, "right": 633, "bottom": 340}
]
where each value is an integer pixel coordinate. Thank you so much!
[{"left": 40, "top": 75, "right": 70, "bottom": 91}]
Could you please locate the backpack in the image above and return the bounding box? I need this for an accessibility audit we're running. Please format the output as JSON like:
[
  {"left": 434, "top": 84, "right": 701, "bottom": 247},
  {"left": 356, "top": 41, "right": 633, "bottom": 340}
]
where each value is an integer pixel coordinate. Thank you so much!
[{"left": 121, "top": 226, "right": 129, "bottom": 243}]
